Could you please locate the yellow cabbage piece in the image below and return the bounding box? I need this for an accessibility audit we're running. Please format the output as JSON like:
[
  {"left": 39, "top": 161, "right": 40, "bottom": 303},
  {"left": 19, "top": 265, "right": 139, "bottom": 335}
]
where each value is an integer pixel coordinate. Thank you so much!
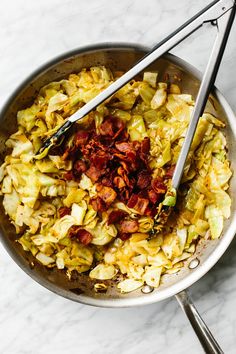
[
  {"left": 71, "top": 201, "right": 87, "bottom": 225},
  {"left": 36, "top": 252, "right": 55, "bottom": 266},
  {"left": 143, "top": 72, "right": 158, "bottom": 88},
  {"left": 205, "top": 205, "right": 224, "bottom": 239},
  {"left": 51, "top": 215, "right": 75, "bottom": 240},
  {"left": 117, "top": 279, "right": 143, "bottom": 293},
  {"left": 63, "top": 189, "right": 87, "bottom": 208},
  {"left": 89, "top": 222, "right": 117, "bottom": 245},
  {"left": 89, "top": 264, "right": 117, "bottom": 280},
  {"left": 151, "top": 83, "right": 167, "bottom": 109},
  {"left": 142, "top": 266, "right": 162, "bottom": 287},
  {"left": 127, "top": 114, "right": 147, "bottom": 141},
  {"left": 17, "top": 104, "right": 40, "bottom": 132}
]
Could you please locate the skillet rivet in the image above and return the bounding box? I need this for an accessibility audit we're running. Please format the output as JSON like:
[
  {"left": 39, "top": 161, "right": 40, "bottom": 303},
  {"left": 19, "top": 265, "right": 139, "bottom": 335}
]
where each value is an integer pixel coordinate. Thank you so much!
[
  {"left": 141, "top": 285, "right": 154, "bottom": 294},
  {"left": 188, "top": 258, "right": 200, "bottom": 269}
]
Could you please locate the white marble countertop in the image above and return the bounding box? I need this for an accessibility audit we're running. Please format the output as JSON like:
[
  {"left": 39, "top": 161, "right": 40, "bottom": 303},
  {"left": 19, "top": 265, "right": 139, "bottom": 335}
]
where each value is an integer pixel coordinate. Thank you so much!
[{"left": 0, "top": 0, "right": 236, "bottom": 353}]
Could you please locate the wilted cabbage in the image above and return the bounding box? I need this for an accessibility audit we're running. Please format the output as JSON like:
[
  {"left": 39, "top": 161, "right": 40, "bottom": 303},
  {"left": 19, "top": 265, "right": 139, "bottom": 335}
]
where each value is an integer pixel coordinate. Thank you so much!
[{"left": 0, "top": 66, "right": 231, "bottom": 293}]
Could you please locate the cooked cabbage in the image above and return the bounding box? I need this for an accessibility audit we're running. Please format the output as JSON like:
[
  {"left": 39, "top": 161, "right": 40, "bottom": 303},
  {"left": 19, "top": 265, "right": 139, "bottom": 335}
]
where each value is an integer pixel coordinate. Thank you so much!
[{"left": 0, "top": 66, "right": 231, "bottom": 293}]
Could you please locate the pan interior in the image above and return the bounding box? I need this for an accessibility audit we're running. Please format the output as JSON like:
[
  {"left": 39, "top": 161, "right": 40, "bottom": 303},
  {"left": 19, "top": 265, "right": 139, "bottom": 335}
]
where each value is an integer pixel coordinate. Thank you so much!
[{"left": 0, "top": 45, "right": 235, "bottom": 306}]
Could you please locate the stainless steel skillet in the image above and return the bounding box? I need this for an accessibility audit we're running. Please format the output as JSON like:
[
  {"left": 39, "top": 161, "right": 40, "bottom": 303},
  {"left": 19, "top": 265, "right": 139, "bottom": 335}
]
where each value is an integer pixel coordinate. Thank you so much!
[{"left": 0, "top": 44, "right": 236, "bottom": 353}]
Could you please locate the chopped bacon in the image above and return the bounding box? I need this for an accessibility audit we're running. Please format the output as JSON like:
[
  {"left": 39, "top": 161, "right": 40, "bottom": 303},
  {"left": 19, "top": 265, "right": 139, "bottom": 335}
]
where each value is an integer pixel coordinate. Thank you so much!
[
  {"left": 112, "top": 119, "right": 125, "bottom": 140},
  {"left": 76, "top": 229, "right": 93, "bottom": 245},
  {"left": 63, "top": 171, "right": 74, "bottom": 180},
  {"left": 90, "top": 197, "right": 107, "bottom": 212},
  {"left": 144, "top": 205, "right": 157, "bottom": 218},
  {"left": 90, "top": 151, "right": 110, "bottom": 170},
  {"left": 99, "top": 118, "right": 114, "bottom": 136},
  {"left": 97, "top": 185, "right": 117, "bottom": 205},
  {"left": 101, "top": 177, "right": 113, "bottom": 187},
  {"left": 120, "top": 219, "right": 139, "bottom": 233},
  {"left": 137, "top": 170, "right": 151, "bottom": 189},
  {"left": 148, "top": 189, "right": 160, "bottom": 204},
  {"left": 107, "top": 210, "right": 128, "bottom": 225},
  {"left": 120, "top": 161, "right": 130, "bottom": 173},
  {"left": 68, "top": 226, "right": 92, "bottom": 245},
  {"left": 62, "top": 147, "right": 71, "bottom": 160},
  {"left": 137, "top": 189, "right": 148, "bottom": 198},
  {"left": 165, "top": 165, "right": 176, "bottom": 179},
  {"left": 75, "top": 131, "right": 89, "bottom": 147},
  {"left": 113, "top": 176, "right": 126, "bottom": 189},
  {"left": 133, "top": 141, "right": 141, "bottom": 151},
  {"left": 115, "top": 142, "right": 134, "bottom": 154},
  {"left": 127, "top": 194, "right": 149, "bottom": 215},
  {"left": 58, "top": 206, "right": 71, "bottom": 218},
  {"left": 115, "top": 142, "right": 136, "bottom": 164},
  {"left": 68, "top": 225, "right": 80, "bottom": 238},
  {"left": 73, "top": 160, "right": 87, "bottom": 179},
  {"left": 119, "top": 233, "right": 131, "bottom": 241},
  {"left": 151, "top": 177, "right": 167, "bottom": 194},
  {"left": 85, "top": 164, "right": 104, "bottom": 182},
  {"left": 119, "top": 188, "right": 130, "bottom": 203},
  {"left": 141, "top": 137, "right": 150, "bottom": 154},
  {"left": 117, "top": 166, "right": 135, "bottom": 189},
  {"left": 59, "top": 116, "right": 161, "bottom": 219}
]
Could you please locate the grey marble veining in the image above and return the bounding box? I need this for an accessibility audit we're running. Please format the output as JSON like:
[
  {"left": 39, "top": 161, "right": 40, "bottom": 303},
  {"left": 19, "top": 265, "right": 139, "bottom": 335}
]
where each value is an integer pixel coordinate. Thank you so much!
[{"left": 0, "top": 0, "right": 236, "bottom": 353}]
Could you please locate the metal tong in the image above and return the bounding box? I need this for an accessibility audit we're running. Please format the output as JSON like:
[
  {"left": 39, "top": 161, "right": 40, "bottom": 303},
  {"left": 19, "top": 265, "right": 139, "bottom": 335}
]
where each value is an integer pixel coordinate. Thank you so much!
[{"left": 36, "top": 0, "right": 235, "bottom": 194}]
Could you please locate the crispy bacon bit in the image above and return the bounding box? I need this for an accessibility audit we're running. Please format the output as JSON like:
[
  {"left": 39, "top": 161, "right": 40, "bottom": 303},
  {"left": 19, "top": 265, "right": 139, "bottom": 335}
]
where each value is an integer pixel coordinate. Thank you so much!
[
  {"left": 119, "top": 233, "right": 131, "bottom": 241},
  {"left": 165, "top": 165, "right": 176, "bottom": 179},
  {"left": 112, "top": 119, "right": 125, "bottom": 139},
  {"left": 148, "top": 189, "right": 160, "bottom": 204},
  {"left": 101, "top": 177, "right": 113, "bottom": 187},
  {"left": 90, "top": 197, "right": 107, "bottom": 212},
  {"left": 91, "top": 151, "right": 110, "bottom": 170},
  {"left": 133, "top": 141, "right": 141, "bottom": 151},
  {"left": 141, "top": 137, "right": 150, "bottom": 154},
  {"left": 127, "top": 194, "right": 149, "bottom": 215},
  {"left": 107, "top": 210, "right": 128, "bottom": 225},
  {"left": 60, "top": 116, "right": 163, "bottom": 222},
  {"left": 113, "top": 176, "right": 126, "bottom": 189},
  {"left": 144, "top": 205, "right": 157, "bottom": 218},
  {"left": 85, "top": 164, "right": 104, "bottom": 182},
  {"left": 73, "top": 160, "right": 87, "bottom": 179},
  {"left": 68, "top": 225, "right": 80, "bottom": 237},
  {"left": 120, "top": 219, "right": 139, "bottom": 233},
  {"left": 151, "top": 177, "right": 167, "bottom": 194},
  {"left": 62, "top": 147, "right": 70, "bottom": 160},
  {"left": 76, "top": 229, "right": 93, "bottom": 245},
  {"left": 127, "top": 194, "right": 138, "bottom": 208},
  {"left": 63, "top": 171, "right": 74, "bottom": 180},
  {"left": 68, "top": 226, "right": 92, "bottom": 245},
  {"left": 75, "top": 131, "right": 89, "bottom": 147},
  {"left": 99, "top": 118, "right": 114, "bottom": 136},
  {"left": 137, "top": 170, "right": 151, "bottom": 189},
  {"left": 97, "top": 185, "right": 117, "bottom": 205},
  {"left": 115, "top": 142, "right": 134, "bottom": 154},
  {"left": 58, "top": 206, "right": 71, "bottom": 218},
  {"left": 115, "top": 142, "right": 136, "bottom": 164}
]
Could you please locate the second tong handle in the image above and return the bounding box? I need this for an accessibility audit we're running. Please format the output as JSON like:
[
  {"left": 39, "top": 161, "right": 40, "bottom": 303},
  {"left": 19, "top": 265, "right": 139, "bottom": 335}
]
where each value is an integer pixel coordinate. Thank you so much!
[{"left": 36, "top": 0, "right": 236, "bottom": 161}]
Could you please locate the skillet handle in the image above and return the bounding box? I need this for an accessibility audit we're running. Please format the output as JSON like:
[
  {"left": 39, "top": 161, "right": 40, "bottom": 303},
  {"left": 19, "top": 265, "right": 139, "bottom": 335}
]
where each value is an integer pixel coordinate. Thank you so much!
[{"left": 175, "top": 290, "right": 223, "bottom": 354}]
